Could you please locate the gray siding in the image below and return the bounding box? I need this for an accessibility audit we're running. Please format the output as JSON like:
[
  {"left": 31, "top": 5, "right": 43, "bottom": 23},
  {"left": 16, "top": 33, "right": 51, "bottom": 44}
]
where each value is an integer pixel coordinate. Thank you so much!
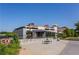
[{"left": 14, "top": 28, "right": 23, "bottom": 39}]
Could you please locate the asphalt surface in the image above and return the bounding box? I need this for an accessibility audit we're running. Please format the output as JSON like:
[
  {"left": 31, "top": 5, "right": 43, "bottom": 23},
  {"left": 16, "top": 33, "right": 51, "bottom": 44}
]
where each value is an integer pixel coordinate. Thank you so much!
[{"left": 60, "top": 41, "right": 79, "bottom": 55}]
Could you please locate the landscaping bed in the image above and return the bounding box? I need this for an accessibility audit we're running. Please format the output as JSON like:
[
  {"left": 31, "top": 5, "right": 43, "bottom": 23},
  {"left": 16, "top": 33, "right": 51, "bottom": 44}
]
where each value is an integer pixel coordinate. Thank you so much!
[{"left": 63, "top": 37, "right": 79, "bottom": 41}]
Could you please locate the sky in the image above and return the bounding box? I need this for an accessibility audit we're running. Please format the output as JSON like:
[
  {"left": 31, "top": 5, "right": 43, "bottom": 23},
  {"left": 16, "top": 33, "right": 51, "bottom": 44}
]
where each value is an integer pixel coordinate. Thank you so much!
[{"left": 0, "top": 3, "right": 79, "bottom": 32}]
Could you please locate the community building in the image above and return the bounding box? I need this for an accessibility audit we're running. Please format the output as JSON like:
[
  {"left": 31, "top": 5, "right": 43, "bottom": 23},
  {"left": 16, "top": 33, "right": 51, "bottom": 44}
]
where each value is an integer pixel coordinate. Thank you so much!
[{"left": 13, "top": 23, "right": 63, "bottom": 39}]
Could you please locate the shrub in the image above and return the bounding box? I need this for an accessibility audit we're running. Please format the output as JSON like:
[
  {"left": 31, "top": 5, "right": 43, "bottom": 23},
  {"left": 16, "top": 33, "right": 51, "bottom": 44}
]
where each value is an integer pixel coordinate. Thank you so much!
[{"left": 0, "top": 32, "right": 20, "bottom": 55}]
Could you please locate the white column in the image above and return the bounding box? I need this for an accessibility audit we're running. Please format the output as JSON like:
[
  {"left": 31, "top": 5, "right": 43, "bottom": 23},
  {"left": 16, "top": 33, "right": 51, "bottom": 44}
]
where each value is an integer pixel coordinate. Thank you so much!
[
  {"left": 43, "top": 32, "right": 46, "bottom": 38},
  {"left": 54, "top": 25, "right": 58, "bottom": 40},
  {"left": 32, "top": 32, "right": 37, "bottom": 38},
  {"left": 23, "top": 28, "right": 27, "bottom": 39}
]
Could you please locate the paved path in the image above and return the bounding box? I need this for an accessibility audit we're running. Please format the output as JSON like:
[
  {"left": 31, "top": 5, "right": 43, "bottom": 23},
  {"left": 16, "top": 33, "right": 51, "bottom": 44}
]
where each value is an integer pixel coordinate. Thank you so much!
[
  {"left": 60, "top": 41, "right": 79, "bottom": 55},
  {"left": 19, "top": 38, "right": 69, "bottom": 55}
]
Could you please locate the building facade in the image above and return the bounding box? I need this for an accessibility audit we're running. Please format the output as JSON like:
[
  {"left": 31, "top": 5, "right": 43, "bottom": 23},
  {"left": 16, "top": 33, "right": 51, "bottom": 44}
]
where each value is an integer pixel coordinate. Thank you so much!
[{"left": 13, "top": 23, "right": 62, "bottom": 39}]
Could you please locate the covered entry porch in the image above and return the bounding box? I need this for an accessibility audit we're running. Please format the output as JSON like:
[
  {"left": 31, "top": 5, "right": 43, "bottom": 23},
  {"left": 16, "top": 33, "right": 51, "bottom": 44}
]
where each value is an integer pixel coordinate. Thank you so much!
[{"left": 32, "top": 30, "right": 55, "bottom": 38}]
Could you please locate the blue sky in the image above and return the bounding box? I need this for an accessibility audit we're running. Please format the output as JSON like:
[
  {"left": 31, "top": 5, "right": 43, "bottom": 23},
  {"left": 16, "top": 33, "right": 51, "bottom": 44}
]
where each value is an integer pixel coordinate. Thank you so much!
[{"left": 0, "top": 3, "right": 79, "bottom": 32}]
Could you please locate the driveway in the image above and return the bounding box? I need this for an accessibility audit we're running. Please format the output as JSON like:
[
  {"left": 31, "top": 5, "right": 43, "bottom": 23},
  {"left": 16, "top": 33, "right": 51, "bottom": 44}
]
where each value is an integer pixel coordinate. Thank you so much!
[
  {"left": 19, "top": 38, "right": 69, "bottom": 55},
  {"left": 60, "top": 41, "right": 79, "bottom": 55}
]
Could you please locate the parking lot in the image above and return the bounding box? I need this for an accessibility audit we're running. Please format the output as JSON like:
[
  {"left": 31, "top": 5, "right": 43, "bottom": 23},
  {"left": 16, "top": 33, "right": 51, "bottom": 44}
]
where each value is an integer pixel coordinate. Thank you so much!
[{"left": 19, "top": 38, "right": 70, "bottom": 55}]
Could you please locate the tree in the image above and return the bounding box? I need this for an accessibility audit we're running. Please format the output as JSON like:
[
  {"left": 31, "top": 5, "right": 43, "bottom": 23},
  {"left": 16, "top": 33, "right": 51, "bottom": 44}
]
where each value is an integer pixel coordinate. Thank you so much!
[
  {"left": 62, "top": 27, "right": 69, "bottom": 38},
  {"left": 62, "top": 27, "right": 75, "bottom": 38},
  {"left": 75, "top": 21, "right": 79, "bottom": 37},
  {"left": 70, "top": 29, "right": 75, "bottom": 37}
]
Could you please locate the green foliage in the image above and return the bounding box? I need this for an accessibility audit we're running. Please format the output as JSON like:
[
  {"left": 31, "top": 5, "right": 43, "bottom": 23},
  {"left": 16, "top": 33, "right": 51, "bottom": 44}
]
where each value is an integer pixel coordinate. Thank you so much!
[
  {"left": 57, "top": 33, "right": 63, "bottom": 39},
  {"left": 0, "top": 32, "right": 20, "bottom": 55},
  {"left": 62, "top": 27, "right": 69, "bottom": 38},
  {"left": 0, "top": 44, "right": 19, "bottom": 55},
  {"left": 65, "top": 37, "right": 79, "bottom": 41},
  {"left": 59, "top": 21, "right": 79, "bottom": 41},
  {"left": 75, "top": 21, "right": 79, "bottom": 37},
  {"left": 70, "top": 29, "right": 75, "bottom": 37},
  {"left": 61, "top": 27, "right": 75, "bottom": 38},
  {"left": 2, "top": 48, "right": 19, "bottom": 55}
]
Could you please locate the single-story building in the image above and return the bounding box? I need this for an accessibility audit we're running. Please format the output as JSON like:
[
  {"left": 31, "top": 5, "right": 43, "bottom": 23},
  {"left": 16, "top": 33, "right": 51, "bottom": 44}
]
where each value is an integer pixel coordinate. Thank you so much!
[{"left": 13, "top": 23, "right": 62, "bottom": 39}]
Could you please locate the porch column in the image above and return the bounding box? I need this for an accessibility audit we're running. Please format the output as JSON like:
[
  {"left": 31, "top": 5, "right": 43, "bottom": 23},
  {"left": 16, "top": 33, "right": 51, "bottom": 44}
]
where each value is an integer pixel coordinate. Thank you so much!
[
  {"left": 23, "top": 28, "right": 27, "bottom": 39},
  {"left": 43, "top": 32, "right": 46, "bottom": 38},
  {"left": 32, "top": 32, "right": 37, "bottom": 38}
]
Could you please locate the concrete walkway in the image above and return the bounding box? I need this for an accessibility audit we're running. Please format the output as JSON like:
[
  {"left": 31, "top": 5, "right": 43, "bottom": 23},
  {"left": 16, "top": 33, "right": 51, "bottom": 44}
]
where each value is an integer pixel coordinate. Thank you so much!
[{"left": 19, "top": 38, "right": 69, "bottom": 55}]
